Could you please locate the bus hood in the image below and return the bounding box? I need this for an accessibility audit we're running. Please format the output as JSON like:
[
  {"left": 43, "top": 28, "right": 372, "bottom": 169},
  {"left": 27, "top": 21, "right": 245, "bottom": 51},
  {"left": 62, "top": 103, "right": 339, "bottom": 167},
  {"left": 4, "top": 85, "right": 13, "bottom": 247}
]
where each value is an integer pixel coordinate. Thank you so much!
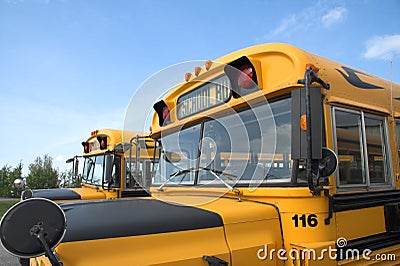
[
  {"left": 2, "top": 196, "right": 283, "bottom": 265},
  {"left": 55, "top": 197, "right": 282, "bottom": 265},
  {"left": 22, "top": 187, "right": 106, "bottom": 201},
  {"left": 59, "top": 198, "right": 224, "bottom": 242},
  {"left": 56, "top": 196, "right": 281, "bottom": 242}
]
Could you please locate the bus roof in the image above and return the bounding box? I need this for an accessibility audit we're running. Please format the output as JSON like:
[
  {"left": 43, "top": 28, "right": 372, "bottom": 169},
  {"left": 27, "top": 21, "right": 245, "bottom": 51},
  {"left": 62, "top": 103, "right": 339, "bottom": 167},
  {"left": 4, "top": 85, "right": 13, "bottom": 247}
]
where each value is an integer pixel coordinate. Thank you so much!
[
  {"left": 84, "top": 129, "right": 149, "bottom": 155},
  {"left": 151, "top": 43, "right": 400, "bottom": 136}
]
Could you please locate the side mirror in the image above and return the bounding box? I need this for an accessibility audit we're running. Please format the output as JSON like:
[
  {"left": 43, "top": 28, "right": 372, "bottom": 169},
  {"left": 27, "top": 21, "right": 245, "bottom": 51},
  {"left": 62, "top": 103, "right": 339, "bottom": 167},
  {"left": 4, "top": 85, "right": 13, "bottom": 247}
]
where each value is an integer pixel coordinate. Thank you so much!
[
  {"left": 316, "top": 147, "right": 338, "bottom": 178},
  {"left": 66, "top": 156, "right": 80, "bottom": 179},
  {"left": 13, "top": 178, "right": 25, "bottom": 190},
  {"left": 0, "top": 198, "right": 66, "bottom": 265},
  {"left": 74, "top": 159, "right": 79, "bottom": 178},
  {"left": 293, "top": 66, "right": 333, "bottom": 194},
  {"left": 291, "top": 87, "right": 323, "bottom": 160}
]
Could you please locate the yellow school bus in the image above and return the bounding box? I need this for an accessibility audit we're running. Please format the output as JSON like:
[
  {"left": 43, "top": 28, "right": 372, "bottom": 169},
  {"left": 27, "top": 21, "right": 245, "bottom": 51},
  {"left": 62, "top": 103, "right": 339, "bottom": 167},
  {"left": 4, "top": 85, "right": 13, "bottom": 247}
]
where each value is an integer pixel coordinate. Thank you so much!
[
  {"left": 20, "top": 129, "right": 156, "bottom": 201},
  {"left": 2, "top": 43, "right": 400, "bottom": 265}
]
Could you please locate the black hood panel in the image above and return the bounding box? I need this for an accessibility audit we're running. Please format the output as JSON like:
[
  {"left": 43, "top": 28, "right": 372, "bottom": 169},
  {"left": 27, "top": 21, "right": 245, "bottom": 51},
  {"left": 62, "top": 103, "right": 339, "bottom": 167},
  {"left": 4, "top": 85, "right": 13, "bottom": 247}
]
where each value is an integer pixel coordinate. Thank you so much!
[
  {"left": 60, "top": 198, "right": 223, "bottom": 242},
  {"left": 30, "top": 189, "right": 81, "bottom": 201}
]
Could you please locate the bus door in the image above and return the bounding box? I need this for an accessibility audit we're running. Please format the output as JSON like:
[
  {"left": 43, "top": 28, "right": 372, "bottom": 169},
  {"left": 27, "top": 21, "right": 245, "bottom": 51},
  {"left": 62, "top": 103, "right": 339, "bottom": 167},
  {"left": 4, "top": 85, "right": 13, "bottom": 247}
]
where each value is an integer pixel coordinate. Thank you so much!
[{"left": 123, "top": 136, "right": 155, "bottom": 197}]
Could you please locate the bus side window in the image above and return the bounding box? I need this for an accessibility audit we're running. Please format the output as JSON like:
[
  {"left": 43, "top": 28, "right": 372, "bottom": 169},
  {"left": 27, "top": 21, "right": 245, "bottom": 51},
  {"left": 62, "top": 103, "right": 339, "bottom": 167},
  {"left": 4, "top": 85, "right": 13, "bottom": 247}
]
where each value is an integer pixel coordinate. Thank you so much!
[
  {"left": 364, "top": 116, "right": 388, "bottom": 184},
  {"left": 334, "top": 109, "right": 366, "bottom": 186},
  {"left": 334, "top": 107, "right": 392, "bottom": 190}
]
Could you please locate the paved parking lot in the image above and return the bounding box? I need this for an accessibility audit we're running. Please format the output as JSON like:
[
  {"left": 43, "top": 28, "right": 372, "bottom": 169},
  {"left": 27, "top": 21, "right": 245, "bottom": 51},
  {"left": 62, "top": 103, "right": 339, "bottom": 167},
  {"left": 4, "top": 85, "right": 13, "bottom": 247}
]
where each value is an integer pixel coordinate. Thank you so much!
[{"left": 0, "top": 246, "right": 19, "bottom": 266}]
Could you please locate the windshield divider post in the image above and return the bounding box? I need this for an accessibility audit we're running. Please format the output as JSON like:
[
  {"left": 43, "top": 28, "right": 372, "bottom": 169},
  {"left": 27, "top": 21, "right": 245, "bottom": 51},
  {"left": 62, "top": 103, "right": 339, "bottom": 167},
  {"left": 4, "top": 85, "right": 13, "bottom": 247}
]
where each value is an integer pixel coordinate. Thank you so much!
[
  {"left": 128, "top": 136, "right": 135, "bottom": 189},
  {"left": 101, "top": 153, "right": 106, "bottom": 191},
  {"left": 194, "top": 122, "right": 205, "bottom": 186},
  {"left": 135, "top": 135, "right": 140, "bottom": 186}
]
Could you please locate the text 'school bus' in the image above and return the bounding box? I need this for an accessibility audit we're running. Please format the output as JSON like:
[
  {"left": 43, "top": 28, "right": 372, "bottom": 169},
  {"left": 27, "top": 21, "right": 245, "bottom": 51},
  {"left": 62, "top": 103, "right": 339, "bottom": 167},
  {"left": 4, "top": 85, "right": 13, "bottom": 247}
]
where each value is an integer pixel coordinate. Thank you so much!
[
  {"left": 2, "top": 43, "right": 400, "bottom": 266},
  {"left": 18, "top": 129, "right": 157, "bottom": 202}
]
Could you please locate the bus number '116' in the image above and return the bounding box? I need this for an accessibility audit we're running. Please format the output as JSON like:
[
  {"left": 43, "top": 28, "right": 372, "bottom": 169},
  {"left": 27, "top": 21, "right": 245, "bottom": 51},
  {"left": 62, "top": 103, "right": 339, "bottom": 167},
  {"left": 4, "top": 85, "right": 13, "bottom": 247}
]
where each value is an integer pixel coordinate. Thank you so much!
[{"left": 292, "top": 214, "right": 318, "bottom": 227}]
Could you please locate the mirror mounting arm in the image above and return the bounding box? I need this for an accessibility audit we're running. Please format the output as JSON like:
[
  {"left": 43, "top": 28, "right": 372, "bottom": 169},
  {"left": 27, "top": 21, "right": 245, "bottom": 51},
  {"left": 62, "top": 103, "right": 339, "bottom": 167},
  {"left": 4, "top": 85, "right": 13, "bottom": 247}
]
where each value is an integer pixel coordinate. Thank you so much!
[
  {"left": 30, "top": 222, "right": 63, "bottom": 266},
  {"left": 324, "top": 189, "right": 333, "bottom": 225},
  {"left": 299, "top": 67, "right": 330, "bottom": 194}
]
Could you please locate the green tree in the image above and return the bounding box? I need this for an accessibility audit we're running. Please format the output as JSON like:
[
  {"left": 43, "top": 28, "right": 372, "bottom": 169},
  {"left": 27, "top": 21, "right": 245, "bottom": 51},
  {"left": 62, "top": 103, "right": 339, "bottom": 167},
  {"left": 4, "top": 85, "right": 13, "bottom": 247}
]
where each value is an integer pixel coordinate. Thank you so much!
[
  {"left": 0, "top": 162, "right": 23, "bottom": 198},
  {"left": 26, "top": 155, "right": 59, "bottom": 189},
  {"left": 59, "top": 169, "right": 81, "bottom": 188}
]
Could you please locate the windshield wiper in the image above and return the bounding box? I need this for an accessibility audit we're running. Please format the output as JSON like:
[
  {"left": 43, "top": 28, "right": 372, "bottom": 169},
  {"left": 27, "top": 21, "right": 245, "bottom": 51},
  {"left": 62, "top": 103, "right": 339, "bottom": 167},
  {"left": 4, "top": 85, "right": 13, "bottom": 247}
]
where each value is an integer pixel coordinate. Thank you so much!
[
  {"left": 157, "top": 167, "right": 241, "bottom": 199},
  {"left": 199, "top": 167, "right": 239, "bottom": 195},
  {"left": 264, "top": 172, "right": 280, "bottom": 180},
  {"left": 157, "top": 167, "right": 195, "bottom": 191}
]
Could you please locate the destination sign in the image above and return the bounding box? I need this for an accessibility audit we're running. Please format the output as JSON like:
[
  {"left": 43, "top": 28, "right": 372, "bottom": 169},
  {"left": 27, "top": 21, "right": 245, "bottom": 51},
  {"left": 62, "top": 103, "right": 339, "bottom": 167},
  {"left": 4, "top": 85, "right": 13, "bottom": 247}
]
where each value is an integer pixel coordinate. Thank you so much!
[{"left": 177, "top": 75, "right": 231, "bottom": 119}]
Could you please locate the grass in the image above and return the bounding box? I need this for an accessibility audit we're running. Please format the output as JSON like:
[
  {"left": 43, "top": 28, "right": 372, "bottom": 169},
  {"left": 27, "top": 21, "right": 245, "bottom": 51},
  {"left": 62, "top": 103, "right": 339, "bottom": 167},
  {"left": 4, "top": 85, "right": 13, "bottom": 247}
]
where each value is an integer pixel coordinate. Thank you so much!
[{"left": 0, "top": 199, "right": 19, "bottom": 218}]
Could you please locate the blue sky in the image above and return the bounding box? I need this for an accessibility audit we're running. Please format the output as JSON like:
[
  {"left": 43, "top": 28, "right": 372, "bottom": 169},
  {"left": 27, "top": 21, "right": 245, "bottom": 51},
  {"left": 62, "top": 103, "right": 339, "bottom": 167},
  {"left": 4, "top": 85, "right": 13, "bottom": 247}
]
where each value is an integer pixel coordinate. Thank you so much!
[{"left": 1, "top": 0, "right": 399, "bottom": 175}]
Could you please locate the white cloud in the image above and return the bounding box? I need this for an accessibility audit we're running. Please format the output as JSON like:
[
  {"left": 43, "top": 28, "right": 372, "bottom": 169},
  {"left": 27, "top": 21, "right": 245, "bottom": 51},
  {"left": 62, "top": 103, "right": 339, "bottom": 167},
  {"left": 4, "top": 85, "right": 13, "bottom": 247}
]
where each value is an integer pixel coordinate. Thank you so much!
[
  {"left": 260, "top": 4, "right": 347, "bottom": 40},
  {"left": 262, "top": 8, "right": 314, "bottom": 39},
  {"left": 322, "top": 7, "right": 347, "bottom": 28},
  {"left": 268, "top": 15, "right": 297, "bottom": 37},
  {"left": 364, "top": 34, "right": 400, "bottom": 60}
]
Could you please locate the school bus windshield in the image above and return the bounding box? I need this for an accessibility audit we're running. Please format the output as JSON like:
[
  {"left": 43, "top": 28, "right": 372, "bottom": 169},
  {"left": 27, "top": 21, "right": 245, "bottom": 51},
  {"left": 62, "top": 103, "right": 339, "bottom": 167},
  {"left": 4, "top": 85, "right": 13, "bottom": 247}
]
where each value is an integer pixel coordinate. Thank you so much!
[
  {"left": 153, "top": 97, "right": 296, "bottom": 187},
  {"left": 82, "top": 153, "right": 121, "bottom": 187}
]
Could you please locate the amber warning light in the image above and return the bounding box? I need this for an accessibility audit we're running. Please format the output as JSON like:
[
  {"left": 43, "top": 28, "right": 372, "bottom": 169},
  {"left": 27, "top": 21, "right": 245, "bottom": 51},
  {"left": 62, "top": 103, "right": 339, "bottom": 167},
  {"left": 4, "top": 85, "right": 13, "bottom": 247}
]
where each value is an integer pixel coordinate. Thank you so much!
[{"left": 300, "top": 114, "right": 307, "bottom": 131}]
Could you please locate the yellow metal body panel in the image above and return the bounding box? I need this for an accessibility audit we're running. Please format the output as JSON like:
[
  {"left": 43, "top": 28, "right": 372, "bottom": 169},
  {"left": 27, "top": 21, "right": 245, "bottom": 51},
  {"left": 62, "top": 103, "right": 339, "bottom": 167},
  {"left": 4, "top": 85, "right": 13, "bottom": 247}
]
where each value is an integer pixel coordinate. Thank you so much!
[
  {"left": 69, "top": 186, "right": 106, "bottom": 200},
  {"left": 336, "top": 207, "right": 386, "bottom": 240},
  {"left": 34, "top": 228, "right": 229, "bottom": 266},
  {"left": 58, "top": 229, "right": 229, "bottom": 266}
]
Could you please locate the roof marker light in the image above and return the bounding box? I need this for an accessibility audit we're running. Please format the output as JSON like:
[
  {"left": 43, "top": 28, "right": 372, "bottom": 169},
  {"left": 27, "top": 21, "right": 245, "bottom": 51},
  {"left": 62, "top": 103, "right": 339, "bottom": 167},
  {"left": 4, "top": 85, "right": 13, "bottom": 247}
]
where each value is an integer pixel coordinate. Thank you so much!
[
  {"left": 306, "top": 64, "right": 319, "bottom": 73},
  {"left": 205, "top": 60, "right": 212, "bottom": 70},
  {"left": 185, "top": 72, "right": 192, "bottom": 82},
  {"left": 194, "top": 67, "right": 201, "bottom": 77}
]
